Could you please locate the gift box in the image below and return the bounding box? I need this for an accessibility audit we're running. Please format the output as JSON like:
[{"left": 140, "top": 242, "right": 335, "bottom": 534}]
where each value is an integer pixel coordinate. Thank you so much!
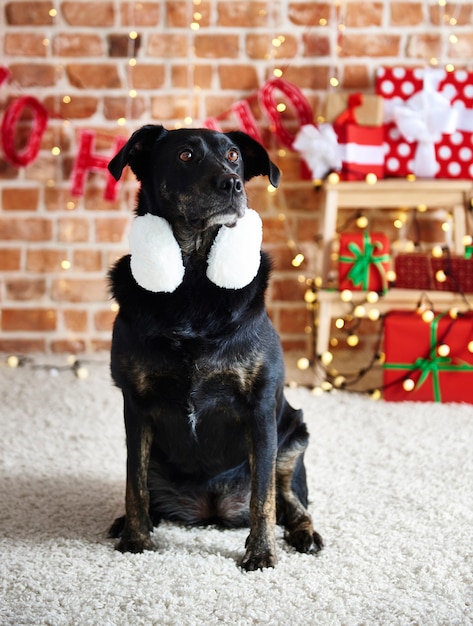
[
  {"left": 332, "top": 93, "right": 385, "bottom": 181},
  {"left": 338, "top": 231, "right": 390, "bottom": 292},
  {"left": 383, "top": 310, "right": 473, "bottom": 402},
  {"left": 324, "top": 93, "right": 384, "bottom": 126},
  {"left": 431, "top": 255, "right": 473, "bottom": 293},
  {"left": 376, "top": 66, "right": 473, "bottom": 179},
  {"left": 394, "top": 253, "right": 436, "bottom": 290}
]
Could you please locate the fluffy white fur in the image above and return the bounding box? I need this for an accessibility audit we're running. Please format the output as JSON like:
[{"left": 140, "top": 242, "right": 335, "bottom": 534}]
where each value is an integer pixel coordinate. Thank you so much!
[
  {"left": 129, "top": 213, "right": 185, "bottom": 293},
  {"left": 129, "top": 208, "right": 263, "bottom": 292},
  {"left": 206, "top": 208, "right": 262, "bottom": 289}
]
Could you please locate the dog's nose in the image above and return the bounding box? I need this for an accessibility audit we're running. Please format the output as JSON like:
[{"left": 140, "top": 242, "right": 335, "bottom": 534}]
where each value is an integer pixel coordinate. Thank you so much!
[{"left": 216, "top": 175, "right": 243, "bottom": 195}]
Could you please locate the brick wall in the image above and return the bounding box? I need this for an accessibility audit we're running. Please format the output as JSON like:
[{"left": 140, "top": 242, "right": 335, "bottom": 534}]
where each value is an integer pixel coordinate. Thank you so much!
[{"left": 1, "top": 0, "right": 472, "bottom": 356}]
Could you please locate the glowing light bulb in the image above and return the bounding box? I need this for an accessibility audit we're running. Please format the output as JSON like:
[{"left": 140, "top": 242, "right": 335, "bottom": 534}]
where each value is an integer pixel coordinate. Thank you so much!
[
  {"left": 356, "top": 215, "right": 369, "bottom": 229},
  {"left": 304, "top": 289, "right": 317, "bottom": 304},
  {"left": 365, "top": 173, "right": 377, "bottom": 185},
  {"left": 354, "top": 305, "right": 365, "bottom": 318},
  {"left": 403, "top": 378, "right": 415, "bottom": 392},
  {"left": 335, "top": 318, "right": 345, "bottom": 329},
  {"left": 320, "top": 351, "right": 333, "bottom": 366},
  {"left": 370, "top": 389, "right": 381, "bottom": 400},
  {"left": 340, "top": 289, "right": 352, "bottom": 302},
  {"left": 297, "top": 357, "right": 310, "bottom": 370},
  {"left": 468, "top": 341, "right": 473, "bottom": 353},
  {"left": 437, "top": 344, "right": 450, "bottom": 357},
  {"left": 368, "top": 309, "right": 380, "bottom": 321},
  {"left": 334, "top": 375, "right": 346, "bottom": 388},
  {"left": 347, "top": 334, "right": 359, "bottom": 347},
  {"left": 422, "top": 310, "right": 435, "bottom": 323},
  {"left": 435, "top": 270, "right": 447, "bottom": 283},
  {"left": 291, "top": 253, "right": 305, "bottom": 267},
  {"left": 366, "top": 291, "right": 379, "bottom": 304},
  {"left": 7, "top": 355, "right": 20, "bottom": 368},
  {"left": 327, "top": 172, "right": 340, "bottom": 184},
  {"left": 431, "top": 245, "right": 443, "bottom": 258}
]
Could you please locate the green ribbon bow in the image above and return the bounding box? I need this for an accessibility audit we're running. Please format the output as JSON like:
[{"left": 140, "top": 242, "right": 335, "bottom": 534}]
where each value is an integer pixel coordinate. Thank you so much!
[
  {"left": 384, "top": 312, "right": 473, "bottom": 402},
  {"left": 339, "top": 231, "right": 390, "bottom": 291}
]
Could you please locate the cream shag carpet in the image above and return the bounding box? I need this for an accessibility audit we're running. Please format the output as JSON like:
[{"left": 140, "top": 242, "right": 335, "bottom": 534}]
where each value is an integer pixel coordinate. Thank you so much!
[{"left": 1, "top": 361, "right": 472, "bottom": 626}]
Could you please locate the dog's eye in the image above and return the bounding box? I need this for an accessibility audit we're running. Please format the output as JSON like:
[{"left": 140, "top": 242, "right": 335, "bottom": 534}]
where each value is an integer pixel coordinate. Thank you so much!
[
  {"left": 179, "top": 150, "right": 193, "bottom": 162},
  {"left": 227, "top": 150, "right": 239, "bottom": 163}
]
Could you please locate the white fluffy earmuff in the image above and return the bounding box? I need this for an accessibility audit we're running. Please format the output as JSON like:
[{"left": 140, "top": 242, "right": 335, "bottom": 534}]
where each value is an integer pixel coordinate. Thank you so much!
[{"left": 128, "top": 208, "right": 263, "bottom": 292}]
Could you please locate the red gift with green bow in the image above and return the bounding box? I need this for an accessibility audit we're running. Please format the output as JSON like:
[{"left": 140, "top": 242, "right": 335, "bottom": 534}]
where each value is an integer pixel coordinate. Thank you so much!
[
  {"left": 383, "top": 310, "right": 473, "bottom": 403},
  {"left": 338, "top": 231, "right": 390, "bottom": 292}
]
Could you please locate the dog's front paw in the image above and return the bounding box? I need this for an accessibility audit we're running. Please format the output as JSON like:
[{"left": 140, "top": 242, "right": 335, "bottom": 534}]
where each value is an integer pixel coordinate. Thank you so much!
[
  {"left": 285, "top": 524, "right": 324, "bottom": 554},
  {"left": 115, "top": 533, "right": 154, "bottom": 554},
  {"left": 240, "top": 535, "right": 277, "bottom": 571}
]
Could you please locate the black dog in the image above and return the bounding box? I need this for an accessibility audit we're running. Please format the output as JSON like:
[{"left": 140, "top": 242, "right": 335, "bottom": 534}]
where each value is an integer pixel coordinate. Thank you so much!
[{"left": 107, "top": 124, "right": 323, "bottom": 570}]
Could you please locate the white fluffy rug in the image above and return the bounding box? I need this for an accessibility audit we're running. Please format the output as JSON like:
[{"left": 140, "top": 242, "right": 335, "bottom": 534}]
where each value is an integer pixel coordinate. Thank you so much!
[{"left": 1, "top": 361, "right": 472, "bottom": 626}]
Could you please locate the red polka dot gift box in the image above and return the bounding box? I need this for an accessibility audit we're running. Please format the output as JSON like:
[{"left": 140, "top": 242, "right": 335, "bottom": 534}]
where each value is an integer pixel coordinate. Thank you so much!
[{"left": 375, "top": 67, "right": 473, "bottom": 179}]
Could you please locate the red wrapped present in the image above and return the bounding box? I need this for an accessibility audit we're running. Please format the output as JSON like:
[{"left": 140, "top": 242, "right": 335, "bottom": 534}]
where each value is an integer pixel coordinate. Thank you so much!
[
  {"left": 431, "top": 255, "right": 473, "bottom": 293},
  {"left": 333, "top": 94, "right": 385, "bottom": 181},
  {"left": 376, "top": 66, "right": 473, "bottom": 179},
  {"left": 383, "top": 310, "right": 473, "bottom": 402},
  {"left": 338, "top": 231, "right": 390, "bottom": 292},
  {"left": 394, "top": 253, "right": 436, "bottom": 290}
]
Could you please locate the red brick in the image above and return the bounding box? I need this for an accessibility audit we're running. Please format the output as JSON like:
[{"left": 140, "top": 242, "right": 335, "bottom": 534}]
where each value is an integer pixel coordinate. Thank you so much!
[
  {"left": 73, "top": 249, "right": 103, "bottom": 271},
  {"left": 271, "top": 278, "right": 307, "bottom": 302},
  {"left": 5, "top": 33, "right": 47, "bottom": 56},
  {"left": 195, "top": 35, "right": 239, "bottom": 59},
  {"left": 95, "top": 217, "right": 129, "bottom": 243},
  {"left": 345, "top": 2, "right": 383, "bottom": 26},
  {"left": 66, "top": 64, "right": 121, "bottom": 89},
  {"left": 58, "top": 218, "right": 90, "bottom": 243},
  {"left": 246, "top": 34, "right": 298, "bottom": 60},
  {"left": 303, "top": 33, "right": 330, "bottom": 57},
  {"left": 390, "top": 2, "right": 425, "bottom": 26},
  {"left": 429, "top": 3, "right": 473, "bottom": 26},
  {"left": 341, "top": 34, "right": 401, "bottom": 57},
  {"left": 167, "top": 1, "right": 211, "bottom": 27},
  {"left": 218, "top": 65, "right": 259, "bottom": 91},
  {"left": 103, "top": 96, "right": 147, "bottom": 121},
  {"left": 90, "top": 339, "right": 112, "bottom": 352},
  {"left": 107, "top": 34, "right": 141, "bottom": 58},
  {"left": 51, "top": 339, "right": 87, "bottom": 354},
  {"left": 62, "top": 2, "right": 115, "bottom": 26},
  {"left": 0, "top": 338, "right": 46, "bottom": 353},
  {"left": 120, "top": 2, "right": 160, "bottom": 26},
  {"left": 54, "top": 33, "right": 104, "bottom": 57},
  {"left": 51, "top": 278, "right": 109, "bottom": 302},
  {"left": 5, "top": 1, "right": 54, "bottom": 25},
  {"left": 0, "top": 248, "right": 21, "bottom": 270},
  {"left": 94, "top": 309, "right": 116, "bottom": 331},
  {"left": 450, "top": 34, "right": 473, "bottom": 59},
  {"left": 217, "top": 2, "right": 268, "bottom": 27},
  {"left": 172, "top": 65, "right": 213, "bottom": 89},
  {"left": 282, "top": 65, "right": 330, "bottom": 89},
  {"left": 63, "top": 310, "right": 88, "bottom": 332},
  {"left": 2, "top": 188, "right": 39, "bottom": 211},
  {"left": 6, "top": 279, "right": 47, "bottom": 301},
  {"left": 342, "top": 65, "right": 371, "bottom": 89},
  {"left": 26, "top": 249, "right": 67, "bottom": 272},
  {"left": 406, "top": 34, "right": 442, "bottom": 59},
  {"left": 130, "top": 65, "right": 166, "bottom": 89},
  {"left": 147, "top": 34, "right": 189, "bottom": 58},
  {"left": 2, "top": 308, "right": 57, "bottom": 331},
  {"left": 8, "top": 64, "right": 56, "bottom": 87},
  {"left": 43, "top": 95, "right": 99, "bottom": 119},
  {"left": 279, "top": 307, "right": 310, "bottom": 334},
  {"left": 288, "top": 3, "right": 331, "bottom": 26},
  {"left": 0, "top": 218, "right": 52, "bottom": 242}
]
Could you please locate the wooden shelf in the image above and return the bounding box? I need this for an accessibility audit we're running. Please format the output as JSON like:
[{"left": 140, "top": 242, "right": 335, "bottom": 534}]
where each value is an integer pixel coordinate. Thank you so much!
[{"left": 316, "top": 179, "right": 473, "bottom": 357}]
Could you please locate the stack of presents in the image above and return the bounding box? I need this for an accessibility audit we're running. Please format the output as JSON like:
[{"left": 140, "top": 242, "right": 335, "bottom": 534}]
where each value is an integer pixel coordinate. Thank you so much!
[{"left": 294, "top": 66, "right": 473, "bottom": 403}]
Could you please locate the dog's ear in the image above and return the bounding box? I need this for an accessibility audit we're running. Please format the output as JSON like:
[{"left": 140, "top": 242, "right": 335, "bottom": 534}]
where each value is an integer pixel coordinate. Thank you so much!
[
  {"left": 225, "top": 131, "right": 281, "bottom": 188},
  {"left": 108, "top": 124, "right": 168, "bottom": 181}
]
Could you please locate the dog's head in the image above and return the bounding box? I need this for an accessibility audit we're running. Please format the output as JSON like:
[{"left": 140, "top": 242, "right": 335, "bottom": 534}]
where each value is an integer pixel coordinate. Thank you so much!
[{"left": 108, "top": 125, "right": 280, "bottom": 232}]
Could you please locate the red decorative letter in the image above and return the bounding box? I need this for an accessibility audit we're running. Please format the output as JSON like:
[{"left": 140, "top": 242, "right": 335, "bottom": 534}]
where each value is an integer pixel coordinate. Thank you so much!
[
  {"left": 259, "top": 78, "right": 313, "bottom": 149},
  {"left": 1, "top": 96, "right": 48, "bottom": 167},
  {"left": 231, "top": 100, "right": 263, "bottom": 144},
  {"left": 202, "top": 117, "right": 222, "bottom": 131},
  {"left": 0, "top": 66, "right": 11, "bottom": 86},
  {"left": 71, "top": 130, "right": 127, "bottom": 201}
]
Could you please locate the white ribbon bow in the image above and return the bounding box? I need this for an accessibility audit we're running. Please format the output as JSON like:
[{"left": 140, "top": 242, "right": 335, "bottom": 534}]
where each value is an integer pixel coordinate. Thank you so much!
[
  {"left": 392, "top": 69, "right": 459, "bottom": 177},
  {"left": 293, "top": 123, "right": 342, "bottom": 180}
]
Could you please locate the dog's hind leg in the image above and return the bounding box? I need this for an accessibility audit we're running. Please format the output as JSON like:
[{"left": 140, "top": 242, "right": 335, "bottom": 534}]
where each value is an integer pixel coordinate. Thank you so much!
[
  {"left": 276, "top": 422, "right": 323, "bottom": 554},
  {"left": 114, "top": 395, "right": 155, "bottom": 553}
]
